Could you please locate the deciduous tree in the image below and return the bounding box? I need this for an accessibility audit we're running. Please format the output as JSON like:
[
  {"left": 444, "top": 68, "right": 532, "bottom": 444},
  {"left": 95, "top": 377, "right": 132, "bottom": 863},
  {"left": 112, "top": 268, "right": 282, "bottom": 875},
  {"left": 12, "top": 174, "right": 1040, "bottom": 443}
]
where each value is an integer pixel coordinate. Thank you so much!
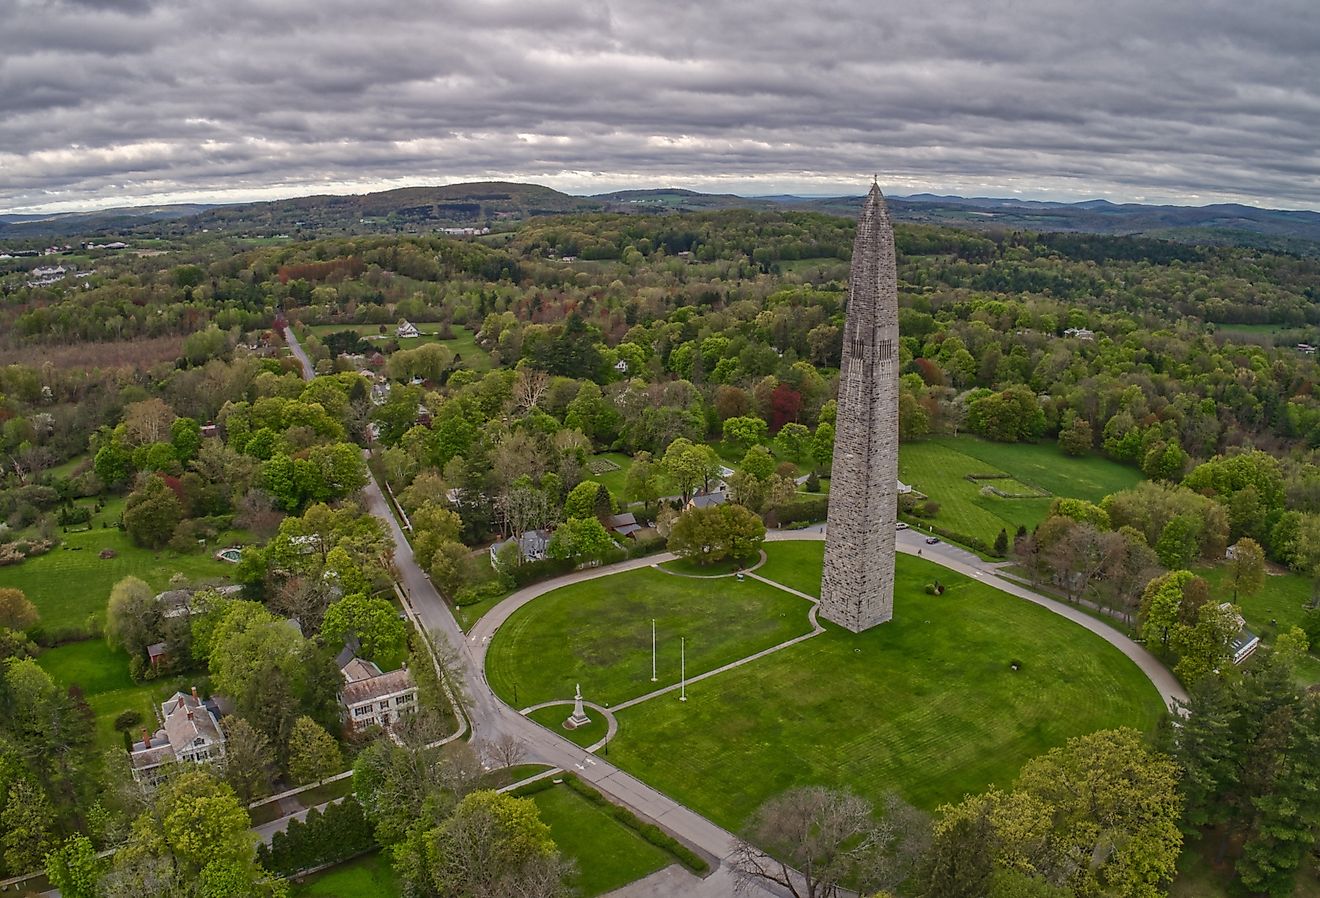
[{"left": 287, "top": 716, "right": 342, "bottom": 785}]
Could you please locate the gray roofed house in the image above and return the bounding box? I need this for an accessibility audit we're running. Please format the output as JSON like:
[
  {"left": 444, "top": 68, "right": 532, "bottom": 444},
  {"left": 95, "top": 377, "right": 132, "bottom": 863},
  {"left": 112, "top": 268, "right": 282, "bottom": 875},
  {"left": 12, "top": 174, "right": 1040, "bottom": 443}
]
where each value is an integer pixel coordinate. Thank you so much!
[
  {"left": 489, "top": 529, "right": 552, "bottom": 567},
  {"left": 129, "top": 687, "right": 226, "bottom": 784},
  {"left": 606, "top": 512, "right": 642, "bottom": 538},
  {"left": 338, "top": 647, "right": 418, "bottom": 732},
  {"left": 1221, "top": 603, "right": 1262, "bottom": 664},
  {"left": 687, "top": 491, "right": 729, "bottom": 510}
]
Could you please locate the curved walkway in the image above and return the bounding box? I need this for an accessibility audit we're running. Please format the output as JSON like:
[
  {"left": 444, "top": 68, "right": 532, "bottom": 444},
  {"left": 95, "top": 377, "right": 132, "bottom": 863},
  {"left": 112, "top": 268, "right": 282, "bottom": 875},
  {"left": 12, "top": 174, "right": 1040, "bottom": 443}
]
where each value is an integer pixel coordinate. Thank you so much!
[
  {"left": 650, "top": 549, "right": 768, "bottom": 579},
  {"left": 521, "top": 700, "right": 620, "bottom": 752}
]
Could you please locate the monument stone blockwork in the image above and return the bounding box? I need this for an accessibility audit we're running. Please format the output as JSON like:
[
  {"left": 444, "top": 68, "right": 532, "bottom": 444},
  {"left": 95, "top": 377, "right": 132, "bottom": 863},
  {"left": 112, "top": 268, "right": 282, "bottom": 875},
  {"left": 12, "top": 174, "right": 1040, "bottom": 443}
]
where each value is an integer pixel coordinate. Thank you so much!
[{"left": 819, "top": 182, "right": 900, "bottom": 632}]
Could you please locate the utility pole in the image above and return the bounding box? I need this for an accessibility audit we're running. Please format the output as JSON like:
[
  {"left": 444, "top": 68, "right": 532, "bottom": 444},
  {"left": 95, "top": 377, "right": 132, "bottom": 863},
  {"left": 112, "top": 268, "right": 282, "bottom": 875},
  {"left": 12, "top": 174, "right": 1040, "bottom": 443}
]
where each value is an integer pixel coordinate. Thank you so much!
[{"left": 651, "top": 619, "right": 658, "bottom": 682}]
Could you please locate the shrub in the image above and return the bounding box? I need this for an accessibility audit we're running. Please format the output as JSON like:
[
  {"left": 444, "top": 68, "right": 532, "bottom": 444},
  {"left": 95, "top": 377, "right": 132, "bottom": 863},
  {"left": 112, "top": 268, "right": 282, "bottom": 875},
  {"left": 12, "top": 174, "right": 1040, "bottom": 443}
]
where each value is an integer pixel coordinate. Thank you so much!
[{"left": 113, "top": 709, "right": 143, "bottom": 732}]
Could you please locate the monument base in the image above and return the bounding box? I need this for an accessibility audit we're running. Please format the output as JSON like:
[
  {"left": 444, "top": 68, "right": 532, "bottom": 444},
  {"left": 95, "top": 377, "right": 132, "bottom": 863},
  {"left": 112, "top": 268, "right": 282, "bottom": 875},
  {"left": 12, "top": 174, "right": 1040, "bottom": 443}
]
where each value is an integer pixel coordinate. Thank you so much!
[{"left": 564, "top": 712, "right": 592, "bottom": 730}]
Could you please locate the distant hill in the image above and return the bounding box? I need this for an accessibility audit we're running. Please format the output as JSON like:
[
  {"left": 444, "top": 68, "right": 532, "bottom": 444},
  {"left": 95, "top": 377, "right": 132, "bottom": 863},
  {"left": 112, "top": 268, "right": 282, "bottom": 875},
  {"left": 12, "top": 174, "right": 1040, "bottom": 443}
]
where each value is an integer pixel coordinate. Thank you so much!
[
  {"left": 0, "top": 204, "right": 211, "bottom": 238},
  {"left": 4, "top": 181, "right": 1320, "bottom": 254},
  {"left": 191, "top": 182, "right": 602, "bottom": 234}
]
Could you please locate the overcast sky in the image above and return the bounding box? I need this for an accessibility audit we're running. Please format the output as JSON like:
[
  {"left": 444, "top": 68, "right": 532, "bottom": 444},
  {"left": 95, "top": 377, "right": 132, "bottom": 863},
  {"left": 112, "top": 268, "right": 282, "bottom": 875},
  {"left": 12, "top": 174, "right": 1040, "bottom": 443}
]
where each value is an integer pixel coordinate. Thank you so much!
[{"left": 3, "top": 0, "right": 1318, "bottom": 214}]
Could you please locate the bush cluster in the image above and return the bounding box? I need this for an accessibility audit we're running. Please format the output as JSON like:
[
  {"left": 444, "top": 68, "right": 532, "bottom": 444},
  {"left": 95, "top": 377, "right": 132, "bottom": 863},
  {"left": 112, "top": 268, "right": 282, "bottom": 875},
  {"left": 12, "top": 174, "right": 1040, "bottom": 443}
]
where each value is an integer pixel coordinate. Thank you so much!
[{"left": 765, "top": 495, "right": 828, "bottom": 528}]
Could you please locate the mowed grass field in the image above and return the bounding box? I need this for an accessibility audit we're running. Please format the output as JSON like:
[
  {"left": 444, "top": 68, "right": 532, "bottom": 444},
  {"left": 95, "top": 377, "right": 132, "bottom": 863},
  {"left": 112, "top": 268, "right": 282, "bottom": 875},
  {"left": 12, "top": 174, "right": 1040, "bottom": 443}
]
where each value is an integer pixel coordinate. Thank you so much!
[
  {"left": 36, "top": 640, "right": 208, "bottom": 751},
  {"left": 305, "top": 323, "right": 492, "bottom": 371},
  {"left": 898, "top": 436, "right": 1143, "bottom": 545},
  {"left": 607, "top": 544, "right": 1165, "bottom": 828},
  {"left": 0, "top": 527, "right": 240, "bottom": 633},
  {"left": 531, "top": 784, "right": 675, "bottom": 897},
  {"left": 486, "top": 566, "right": 813, "bottom": 709},
  {"left": 1195, "top": 563, "right": 1320, "bottom": 686},
  {"left": 287, "top": 788, "right": 675, "bottom": 898},
  {"left": 291, "top": 851, "right": 399, "bottom": 898}
]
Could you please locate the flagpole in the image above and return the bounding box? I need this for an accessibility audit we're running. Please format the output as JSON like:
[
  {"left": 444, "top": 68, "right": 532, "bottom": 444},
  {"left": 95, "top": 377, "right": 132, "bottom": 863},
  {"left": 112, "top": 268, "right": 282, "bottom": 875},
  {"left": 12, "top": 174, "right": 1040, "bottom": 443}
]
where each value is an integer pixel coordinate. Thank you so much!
[
  {"left": 651, "top": 619, "right": 657, "bottom": 682},
  {"left": 680, "top": 636, "right": 687, "bottom": 702}
]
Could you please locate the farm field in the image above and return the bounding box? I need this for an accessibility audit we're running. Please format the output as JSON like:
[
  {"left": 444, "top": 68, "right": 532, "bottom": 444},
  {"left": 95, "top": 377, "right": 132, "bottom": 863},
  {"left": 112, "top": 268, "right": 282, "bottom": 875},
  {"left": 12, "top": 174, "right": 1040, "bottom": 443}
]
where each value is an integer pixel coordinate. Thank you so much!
[
  {"left": 606, "top": 546, "right": 1165, "bottom": 829},
  {"left": 0, "top": 526, "right": 242, "bottom": 634},
  {"left": 897, "top": 436, "right": 1142, "bottom": 546},
  {"left": 486, "top": 566, "right": 813, "bottom": 709}
]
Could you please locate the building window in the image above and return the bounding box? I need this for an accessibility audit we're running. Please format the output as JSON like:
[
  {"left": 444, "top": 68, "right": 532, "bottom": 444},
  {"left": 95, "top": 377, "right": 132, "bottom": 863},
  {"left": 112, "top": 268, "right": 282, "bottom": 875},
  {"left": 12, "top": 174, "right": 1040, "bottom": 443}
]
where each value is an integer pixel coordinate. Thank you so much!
[{"left": 353, "top": 705, "right": 370, "bottom": 717}]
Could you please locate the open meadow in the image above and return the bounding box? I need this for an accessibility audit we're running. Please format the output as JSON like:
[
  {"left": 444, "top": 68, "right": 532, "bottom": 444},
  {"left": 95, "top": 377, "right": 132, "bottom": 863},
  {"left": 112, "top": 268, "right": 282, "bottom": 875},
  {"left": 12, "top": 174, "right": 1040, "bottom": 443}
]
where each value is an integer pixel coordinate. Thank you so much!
[
  {"left": 897, "top": 436, "right": 1143, "bottom": 546},
  {"left": 486, "top": 565, "right": 813, "bottom": 709},
  {"left": 0, "top": 526, "right": 241, "bottom": 634},
  {"left": 595, "top": 544, "right": 1165, "bottom": 828}
]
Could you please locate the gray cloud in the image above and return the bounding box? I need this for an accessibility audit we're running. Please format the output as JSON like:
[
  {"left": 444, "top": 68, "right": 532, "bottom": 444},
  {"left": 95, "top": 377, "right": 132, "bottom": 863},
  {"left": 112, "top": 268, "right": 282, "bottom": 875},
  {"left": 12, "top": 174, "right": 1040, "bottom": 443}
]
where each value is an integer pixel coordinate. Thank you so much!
[{"left": 1, "top": 0, "right": 1318, "bottom": 212}]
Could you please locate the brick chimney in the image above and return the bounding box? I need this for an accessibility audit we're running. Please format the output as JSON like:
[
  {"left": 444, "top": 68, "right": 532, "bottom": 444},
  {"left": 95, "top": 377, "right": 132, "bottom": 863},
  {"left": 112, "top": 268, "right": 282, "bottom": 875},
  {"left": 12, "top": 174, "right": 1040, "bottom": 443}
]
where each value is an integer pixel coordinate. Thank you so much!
[
  {"left": 176, "top": 695, "right": 185, "bottom": 710},
  {"left": 191, "top": 685, "right": 198, "bottom": 700},
  {"left": 142, "top": 729, "right": 151, "bottom": 749}
]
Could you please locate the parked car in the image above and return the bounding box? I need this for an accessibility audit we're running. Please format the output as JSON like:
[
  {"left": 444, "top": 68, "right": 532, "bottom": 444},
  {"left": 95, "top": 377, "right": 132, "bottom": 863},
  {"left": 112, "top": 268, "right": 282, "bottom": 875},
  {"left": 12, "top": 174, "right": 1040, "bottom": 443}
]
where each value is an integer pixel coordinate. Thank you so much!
[
  {"left": 895, "top": 522, "right": 909, "bottom": 530},
  {"left": 924, "top": 536, "right": 941, "bottom": 545}
]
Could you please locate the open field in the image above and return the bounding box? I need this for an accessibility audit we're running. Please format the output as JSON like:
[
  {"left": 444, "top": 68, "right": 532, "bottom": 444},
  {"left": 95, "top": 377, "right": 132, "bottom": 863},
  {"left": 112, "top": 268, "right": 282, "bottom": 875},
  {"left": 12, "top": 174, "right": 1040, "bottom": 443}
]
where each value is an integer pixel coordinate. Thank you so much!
[
  {"left": 304, "top": 323, "right": 491, "bottom": 370},
  {"left": 290, "top": 851, "right": 399, "bottom": 898},
  {"left": 899, "top": 441, "right": 1053, "bottom": 544},
  {"left": 897, "top": 436, "right": 1142, "bottom": 546},
  {"left": 0, "top": 526, "right": 242, "bottom": 634},
  {"left": 1195, "top": 563, "right": 1320, "bottom": 685},
  {"left": 37, "top": 640, "right": 207, "bottom": 751},
  {"left": 586, "top": 451, "right": 634, "bottom": 498},
  {"left": 755, "top": 539, "right": 826, "bottom": 597},
  {"left": 532, "top": 784, "right": 675, "bottom": 897},
  {"left": 925, "top": 436, "right": 1143, "bottom": 503},
  {"left": 607, "top": 547, "right": 1165, "bottom": 828},
  {"left": 486, "top": 566, "right": 813, "bottom": 709}
]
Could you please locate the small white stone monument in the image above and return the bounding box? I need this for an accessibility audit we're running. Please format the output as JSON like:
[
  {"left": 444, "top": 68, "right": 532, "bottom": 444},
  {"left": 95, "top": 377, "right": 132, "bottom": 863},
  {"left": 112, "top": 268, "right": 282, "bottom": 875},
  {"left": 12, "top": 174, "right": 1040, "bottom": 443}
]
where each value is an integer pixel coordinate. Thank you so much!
[{"left": 564, "top": 683, "right": 592, "bottom": 730}]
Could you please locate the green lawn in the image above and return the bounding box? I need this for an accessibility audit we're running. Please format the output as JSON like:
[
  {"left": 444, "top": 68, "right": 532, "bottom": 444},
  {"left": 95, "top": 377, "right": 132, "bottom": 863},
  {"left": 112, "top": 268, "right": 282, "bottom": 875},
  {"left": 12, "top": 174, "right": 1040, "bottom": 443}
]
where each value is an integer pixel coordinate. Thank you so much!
[
  {"left": 657, "top": 556, "right": 747, "bottom": 577},
  {"left": 305, "top": 323, "right": 491, "bottom": 371},
  {"left": 532, "top": 785, "right": 674, "bottom": 897},
  {"left": 486, "top": 566, "right": 813, "bottom": 709},
  {"left": 924, "top": 435, "right": 1143, "bottom": 503},
  {"left": 1194, "top": 563, "right": 1320, "bottom": 685},
  {"left": 897, "top": 436, "right": 1142, "bottom": 546},
  {"left": 586, "top": 452, "right": 634, "bottom": 498},
  {"left": 37, "top": 640, "right": 208, "bottom": 751},
  {"left": 0, "top": 527, "right": 240, "bottom": 634},
  {"left": 755, "top": 539, "right": 826, "bottom": 597},
  {"left": 606, "top": 545, "right": 1166, "bottom": 828},
  {"left": 290, "top": 851, "right": 399, "bottom": 898}
]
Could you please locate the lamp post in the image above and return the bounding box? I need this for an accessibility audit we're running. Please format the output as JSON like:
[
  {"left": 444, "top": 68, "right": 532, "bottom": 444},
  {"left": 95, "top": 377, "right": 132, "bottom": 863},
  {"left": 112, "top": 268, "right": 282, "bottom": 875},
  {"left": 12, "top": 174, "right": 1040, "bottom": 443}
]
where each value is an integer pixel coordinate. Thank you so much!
[
  {"left": 651, "top": 619, "right": 657, "bottom": 682},
  {"left": 679, "top": 636, "right": 687, "bottom": 702}
]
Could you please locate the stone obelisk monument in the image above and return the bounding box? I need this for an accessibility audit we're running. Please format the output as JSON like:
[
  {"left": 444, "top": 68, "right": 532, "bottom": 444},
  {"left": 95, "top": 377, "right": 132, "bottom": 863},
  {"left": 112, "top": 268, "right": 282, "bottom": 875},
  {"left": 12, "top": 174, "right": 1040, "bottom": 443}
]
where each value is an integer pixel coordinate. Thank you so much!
[{"left": 820, "top": 181, "right": 899, "bottom": 632}]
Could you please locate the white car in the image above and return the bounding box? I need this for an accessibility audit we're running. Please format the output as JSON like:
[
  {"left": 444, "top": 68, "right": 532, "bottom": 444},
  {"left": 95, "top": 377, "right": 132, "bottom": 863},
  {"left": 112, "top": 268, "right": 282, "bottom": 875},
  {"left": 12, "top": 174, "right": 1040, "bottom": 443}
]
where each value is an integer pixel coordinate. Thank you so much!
[{"left": 895, "top": 522, "right": 909, "bottom": 530}]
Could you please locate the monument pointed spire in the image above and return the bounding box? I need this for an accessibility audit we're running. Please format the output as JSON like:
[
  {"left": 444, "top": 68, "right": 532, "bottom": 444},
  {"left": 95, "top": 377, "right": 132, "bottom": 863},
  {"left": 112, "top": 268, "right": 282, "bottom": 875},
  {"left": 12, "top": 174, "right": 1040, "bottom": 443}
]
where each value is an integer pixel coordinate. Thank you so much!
[{"left": 819, "top": 181, "right": 900, "bottom": 632}]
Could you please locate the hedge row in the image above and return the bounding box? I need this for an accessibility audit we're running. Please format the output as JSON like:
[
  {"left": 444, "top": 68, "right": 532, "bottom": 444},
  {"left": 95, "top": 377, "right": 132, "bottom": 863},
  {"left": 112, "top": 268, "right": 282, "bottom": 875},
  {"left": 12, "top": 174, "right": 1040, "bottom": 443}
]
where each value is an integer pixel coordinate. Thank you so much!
[
  {"left": 560, "top": 775, "right": 710, "bottom": 875},
  {"left": 257, "top": 796, "right": 376, "bottom": 877},
  {"left": 766, "top": 495, "right": 828, "bottom": 528},
  {"left": 910, "top": 521, "right": 997, "bottom": 556}
]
